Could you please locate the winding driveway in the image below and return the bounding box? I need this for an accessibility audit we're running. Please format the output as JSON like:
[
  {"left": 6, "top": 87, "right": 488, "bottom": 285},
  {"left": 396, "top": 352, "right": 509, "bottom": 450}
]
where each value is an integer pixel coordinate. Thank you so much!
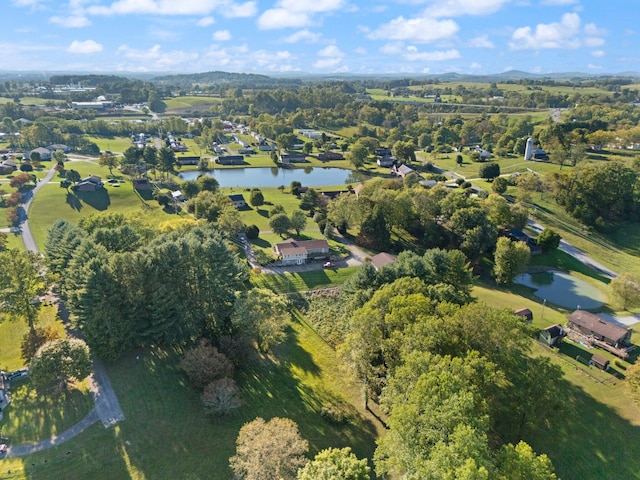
[{"left": 4, "top": 162, "right": 124, "bottom": 458}]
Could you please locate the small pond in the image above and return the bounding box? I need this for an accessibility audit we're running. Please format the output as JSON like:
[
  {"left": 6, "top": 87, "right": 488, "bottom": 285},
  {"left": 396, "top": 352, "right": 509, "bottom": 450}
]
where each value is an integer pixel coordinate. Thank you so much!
[
  {"left": 179, "top": 167, "right": 359, "bottom": 188},
  {"left": 514, "top": 270, "right": 606, "bottom": 310}
]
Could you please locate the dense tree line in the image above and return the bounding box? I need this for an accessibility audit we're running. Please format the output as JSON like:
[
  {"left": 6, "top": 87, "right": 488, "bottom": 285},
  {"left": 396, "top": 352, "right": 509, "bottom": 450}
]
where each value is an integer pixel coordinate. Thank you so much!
[{"left": 45, "top": 216, "right": 248, "bottom": 359}]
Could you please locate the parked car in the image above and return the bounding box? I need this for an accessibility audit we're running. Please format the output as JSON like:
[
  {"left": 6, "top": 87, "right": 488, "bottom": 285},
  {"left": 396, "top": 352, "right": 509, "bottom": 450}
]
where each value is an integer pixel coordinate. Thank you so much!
[
  {"left": 323, "top": 261, "right": 333, "bottom": 268},
  {"left": 6, "top": 368, "right": 28, "bottom": 382},
  {"left": 0, "top": 444, "right": 7, "bottom": 456}
]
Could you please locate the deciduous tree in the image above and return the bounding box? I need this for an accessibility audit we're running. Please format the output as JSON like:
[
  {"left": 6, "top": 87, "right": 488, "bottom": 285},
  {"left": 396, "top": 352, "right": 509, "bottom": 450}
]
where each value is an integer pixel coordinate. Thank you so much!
[
  {"left": 201, "top": 377, "right": 243, "bottom": 416},
  {"left": 231, "top": 288, "right": 290, "bottom": 352},
  {"left": 30, "top": 338, "right": 92, "bottom": 391},
  {"left": 230, "top": 417, "right": 309, "bottom": 480},
  {"left": 610, "top": 273, "right": 640, "bottom": 310},
  {"left": 493, "top": 237, "right": 531, "bottom": 285},
  {"left": 269, "top": 213, "right": 291, "bottom": 236},
  {"left": 179, "top": 340, "right": 234, "bottom": 389},
  {"left": 297, "top": 447, "right": 370, "bottom": 480},
  {"left": 290, "top": 209, "right": 307, "bottom": 235}
]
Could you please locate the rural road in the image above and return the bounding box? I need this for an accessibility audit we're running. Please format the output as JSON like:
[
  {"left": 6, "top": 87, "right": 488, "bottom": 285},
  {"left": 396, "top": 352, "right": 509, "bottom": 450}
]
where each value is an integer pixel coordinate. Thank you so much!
[
  {"left": 4, "top": 161, "right": 125, "bottom": 458},
  {"left": 527, "top": 219, "right": 617, "bottom": 278}
]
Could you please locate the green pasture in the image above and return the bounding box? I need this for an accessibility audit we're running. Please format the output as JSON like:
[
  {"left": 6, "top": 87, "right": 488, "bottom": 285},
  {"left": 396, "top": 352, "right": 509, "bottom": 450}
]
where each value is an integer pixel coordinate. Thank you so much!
[
  {"left": 163, "top": 96, "right": 222, "bottom": 110},
  {"left": 252, "top": 267, "right": 357, "bottom": 293},
  {"left": 85, "top": 136, "right": 133, "bottom": 154},
  {"left": 2, "top": 231, "right": 24, "bottom": 251},
  {"left": 0, "top": 97, "right": 64, "bottom": 106},
  {"left": 28, "top": 162, "right": 175, "bottom": 250},
  {"left": 0, "top": 317, "right": 380, "bottom": 480}
]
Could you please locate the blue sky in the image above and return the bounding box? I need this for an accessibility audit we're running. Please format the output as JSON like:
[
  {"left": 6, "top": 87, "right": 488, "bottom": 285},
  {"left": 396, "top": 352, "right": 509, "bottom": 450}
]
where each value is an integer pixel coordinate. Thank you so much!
[{"left": 5, "top": 0, "right": 639, "bottom": 75}]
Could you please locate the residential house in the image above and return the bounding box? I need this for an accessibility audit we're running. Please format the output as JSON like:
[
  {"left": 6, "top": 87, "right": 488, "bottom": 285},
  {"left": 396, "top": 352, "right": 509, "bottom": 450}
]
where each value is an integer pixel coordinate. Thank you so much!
[
  {"left": 377, "top": 156, "right": 396, "bottom": 167},
  {"left": 46, "top": 144, "right": 71, "bottom": 153},
  {"left": 0, "top": 159, "right": 16, "bottom": 174},
  {"left": 228, "top": 194, "right": 247, "bottom": 209},
  {"left": 76, "top": 175, "right": 104, "bottom": 192},
  {"left": 238, "top": 147, "right": 255, "bottom": 155},
  {"left": 28, "top": 147, "right": 52, "bottom": 161},
  {"left": 171, "top": 190, "right": 185, "bottom": 202},
  {"left": 258, "top": 144, "right": 276, "bottom": 152},
  {"left": 567, "top": 310, "right": 633, "bottom": 348},
  {"left": 215, "top": 155, "right": 245, "bottom": 165},
  {"left": 176, "top": 156, "right": 200, "bottom": 166},
  {"left": 419, "top": 179, "right": 438, "bottom": 188},
  {"left": 539, "top": 324, "right": 565, "bottom": 347},
  {"left": 318, "top": 151, "right": 344, "bottom": 161},
  {"left": 280, "top": 152, "right": 307, "bottom": 164},
  {"left": 392, "top": 164, "right": 417, "bottom": 178},
  {"left": 375, "top": 147, "right": 392, "bottom": 157},
  {"left": 133, "top": 178, "right": 151, "bottom": 190},
  {"left": 370, "top": 252, "right": 397, "bottom": 270},
  {"left": 273, "top": 239, "right": 330, "bottom": 266}
]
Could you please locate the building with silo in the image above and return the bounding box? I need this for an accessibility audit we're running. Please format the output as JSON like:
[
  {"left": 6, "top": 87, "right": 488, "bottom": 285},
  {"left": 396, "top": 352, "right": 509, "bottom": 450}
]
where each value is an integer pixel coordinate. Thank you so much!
[{"left": 524, "top": 137, "right": 534, "bottom": 160}]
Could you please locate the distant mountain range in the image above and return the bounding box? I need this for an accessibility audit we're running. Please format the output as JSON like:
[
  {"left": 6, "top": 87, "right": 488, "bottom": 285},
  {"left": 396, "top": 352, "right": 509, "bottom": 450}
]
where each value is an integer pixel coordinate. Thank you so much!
[{"left": 0, "top": 69, "right": 639, "bottom": 84}]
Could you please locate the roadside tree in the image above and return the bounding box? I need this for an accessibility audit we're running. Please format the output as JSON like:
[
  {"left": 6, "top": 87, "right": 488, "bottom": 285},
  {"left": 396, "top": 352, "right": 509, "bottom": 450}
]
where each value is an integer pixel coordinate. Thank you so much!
[
  {"left": 269, "top": 213, "right": 291, "bottom": 236},
  {"left": 0, "top": 250, "right": 47, "bottom": 333},
  {"left": 536, "top": 228, "right": 561, "bottom": 253},
  {"left": 30, "top": 338, "right": 92, "bottom": 391},
  {"left": 610, "top": 273, "right": 640, "bottom": 310}
]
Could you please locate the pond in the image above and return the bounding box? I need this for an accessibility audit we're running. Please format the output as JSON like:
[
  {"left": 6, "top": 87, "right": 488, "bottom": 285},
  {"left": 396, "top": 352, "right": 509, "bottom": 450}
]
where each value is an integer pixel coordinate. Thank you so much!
[
  {"left": 514, "top": 270, "right": 607, "bottom": 310},
  {"left": 178, "top": 167, "right": 361, "bottom": 188}
]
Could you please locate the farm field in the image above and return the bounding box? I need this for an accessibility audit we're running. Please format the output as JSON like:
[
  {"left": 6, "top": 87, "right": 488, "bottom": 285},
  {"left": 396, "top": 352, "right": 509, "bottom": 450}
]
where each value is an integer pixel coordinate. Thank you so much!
[
  {"left": 85, "top": 136, "right": 133, "bottom": 154},
  {"left": 163, "top": 95, "right": 222, "bottom": 110}
]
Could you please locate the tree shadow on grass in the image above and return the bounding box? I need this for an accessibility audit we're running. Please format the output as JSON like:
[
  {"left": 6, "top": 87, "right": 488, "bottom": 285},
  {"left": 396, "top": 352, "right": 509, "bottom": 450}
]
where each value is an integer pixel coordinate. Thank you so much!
[
  {"left": 529, "top": 377, "right": 640, "bottom": 480},
  {"left": 77, "top": 189, "right": 110, "bottom": 211},
  {"left": 251, "top": 237, "right": 272, "bottom": 249},
  {"left": 65, "top": 192, "right": 82, "bottom": 211}
]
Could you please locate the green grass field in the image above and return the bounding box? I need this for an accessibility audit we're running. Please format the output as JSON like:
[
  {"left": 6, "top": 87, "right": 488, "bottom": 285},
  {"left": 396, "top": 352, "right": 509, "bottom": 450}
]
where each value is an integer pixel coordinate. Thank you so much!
[
  {"left": 163, "top": 96, "right": 222, "bottom": 110},
  {"left": 0, "top": 317, "right": 381, "bottom": 480},
  {"left": 85, "top": 136, "right": 134, "bottom": 154},
  {"left": 252, "top": 267, "right": 358, "bottom": 293},
  {"left": 28, "top": 162, "right": 176, "bottom": 250}
]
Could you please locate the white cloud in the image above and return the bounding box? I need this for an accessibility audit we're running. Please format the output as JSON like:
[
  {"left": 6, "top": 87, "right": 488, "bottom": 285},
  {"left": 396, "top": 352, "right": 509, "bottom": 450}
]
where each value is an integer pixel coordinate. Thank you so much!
[
  {"left": 588, "top": 63, "right": 602, "bottom": 70},
  {"left": 313, "top": 44, "right": 344, "bottom": 69},
  {"left": 509, "top": 14, "right": 608, "bottom": 51},
  {"left": 380, "top": 42, "right": 404, "bottom": 55},
  {"left": 470, "top": 61, "right": 482, "bottom": 69},
  {"left": 67, "top": 40, "right": 103, "bottom": 54},
  {"left": 202, "top": 44, "right": 296, "bottom": 71},
  {"left": 403, "top": 48, "right": 460, "bottom": 61},
  {"left": 213, "top": 29, "right": 231, "bottom": 41},
  {"left": 196, "top": 16, "right": 215, "bottom": 26},
  {"left": 468, "top": 34, "right": 494, "bottom": 48},
  {"left": 222, "top": 1, "right": 257, "bottom": 18},
  {"left": 281, "top": 29, "right": 322, "bottom": 44},
  {"left": 258, "top": 0, "right": 344, "bottom": 30},
  {"left": 117, "top": 44, "right": 199, "bottom": 67},
  {"left": 11, "top": 0, "right": 46, "bottom": 8},
  {"left": 50, "top": 15, "right": 92, "bottom": 28},
  {"left": 509, "top": 13, "right": 582, "bottom": 50},
  {"left": 87, "top": 0, "right": 255, "bottom": 17},
  {"left": 258, "top": 9, "right": 310, "bottom": 29},
  {"left": 369, "top": 16, "right": 459, "bottom": 43},
  {"left": 540, "top": 0, "right": 578, "bottom": 4},
  {"left": 353, "top": 46, "right": 367, "bottom": 55},
  {"left": 590, "top": 50, "right": 605, "bottom": 58},
  {"left": 424, "top": 0, "right": 510, "bottom": 18}
]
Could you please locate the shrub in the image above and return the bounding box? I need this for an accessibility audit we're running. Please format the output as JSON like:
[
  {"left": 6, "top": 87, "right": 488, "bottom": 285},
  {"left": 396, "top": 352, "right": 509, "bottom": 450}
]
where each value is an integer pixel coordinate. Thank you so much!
[
  {"left": 479, "top": 162, "right": 501, "bottom": 180},
  {"left": 20, "top": 163, "right": 33, "bottom": 172},
  {"left": 179, "top": 340, "right": 234, "bottom": 389},
  {"left": 245, "top": 224, "right": 259, "bottom": 239},
  {"left": 537, "top": 228, "right": 561, "bottom": 253},
  {"left": 201, "top": 377, "right": 243, "bottom": 415}
]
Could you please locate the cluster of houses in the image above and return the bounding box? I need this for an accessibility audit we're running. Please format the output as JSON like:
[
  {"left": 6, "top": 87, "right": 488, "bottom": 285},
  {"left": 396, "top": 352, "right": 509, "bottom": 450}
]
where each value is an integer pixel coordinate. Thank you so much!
[{"left": 166, "top": 132, "right": 187, "bottom": 153}]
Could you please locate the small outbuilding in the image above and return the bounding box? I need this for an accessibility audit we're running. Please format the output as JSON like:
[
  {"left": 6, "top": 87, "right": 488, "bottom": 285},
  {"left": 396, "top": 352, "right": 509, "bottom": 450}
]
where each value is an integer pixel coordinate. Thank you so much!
[
  {"left": 539, "top": 324, "right": 564, "bottom": 347},
  {"left": 514, "top": 308, "right": 533, "bottom": 323},
  {"left": 590, "top": 353, "right": 610, "bottom": 371}
]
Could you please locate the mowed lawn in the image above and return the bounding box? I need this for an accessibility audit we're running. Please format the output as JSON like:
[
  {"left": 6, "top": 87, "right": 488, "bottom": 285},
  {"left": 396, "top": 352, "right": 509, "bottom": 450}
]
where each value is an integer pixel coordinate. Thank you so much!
[
  {"left": 28, "top": 163, "right": 177, "bottom": 250},
  {"left": 0, "top": 318, "right": 381, "bottom": 480},
  {"left": 473, "top": 280, "right": 640, "bottom": 480}
]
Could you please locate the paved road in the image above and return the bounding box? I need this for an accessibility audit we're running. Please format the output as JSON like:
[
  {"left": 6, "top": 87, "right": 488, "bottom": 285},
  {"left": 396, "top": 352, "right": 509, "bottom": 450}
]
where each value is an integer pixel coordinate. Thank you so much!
[
  {"left": 4, "top": 409, "right": 99, "bottom": 458},
  {"left": 527, "top": 219, "right": 617, "bottom": 278},
  {"left": 3, "top": 160, "right": 125, "bottom": 457}
]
